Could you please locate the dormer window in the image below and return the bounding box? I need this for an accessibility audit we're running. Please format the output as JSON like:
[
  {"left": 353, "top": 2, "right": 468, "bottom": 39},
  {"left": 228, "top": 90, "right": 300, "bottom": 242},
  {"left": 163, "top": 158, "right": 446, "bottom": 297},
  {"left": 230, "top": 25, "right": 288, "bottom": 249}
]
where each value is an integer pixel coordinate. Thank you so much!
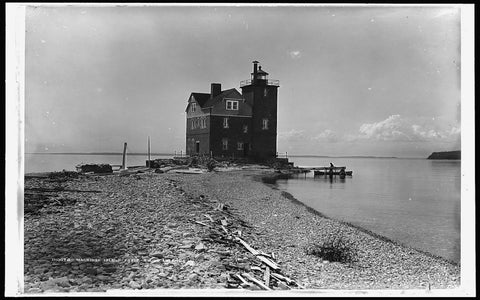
[
  {"left": 262, "top": 118, "right": 269, "bottom": 130},
  {"left": 191, "top": 103, "right": 196, "bottom": 113},
  {"left": 226, "top": 100, "right": 239, "bottom": 110}
]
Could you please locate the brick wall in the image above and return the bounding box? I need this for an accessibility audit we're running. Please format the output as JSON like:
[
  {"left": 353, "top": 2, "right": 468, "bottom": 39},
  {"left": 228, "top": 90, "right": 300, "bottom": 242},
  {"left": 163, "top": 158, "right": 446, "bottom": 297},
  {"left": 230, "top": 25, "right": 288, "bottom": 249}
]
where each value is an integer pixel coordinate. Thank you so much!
[{"left": 209, "top": 116, "right": 252, "bottom": 158}]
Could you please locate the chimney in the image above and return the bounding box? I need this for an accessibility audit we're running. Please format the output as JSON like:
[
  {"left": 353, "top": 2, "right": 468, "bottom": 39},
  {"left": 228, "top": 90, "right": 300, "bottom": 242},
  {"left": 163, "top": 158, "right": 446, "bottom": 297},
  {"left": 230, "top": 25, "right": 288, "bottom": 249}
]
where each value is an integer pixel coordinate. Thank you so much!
[
  {"left": 211, "top": 83, "right": 221, "bottom": 98},
  {"left": 252, "top": 60, "right": 259, "bottom": 75}
]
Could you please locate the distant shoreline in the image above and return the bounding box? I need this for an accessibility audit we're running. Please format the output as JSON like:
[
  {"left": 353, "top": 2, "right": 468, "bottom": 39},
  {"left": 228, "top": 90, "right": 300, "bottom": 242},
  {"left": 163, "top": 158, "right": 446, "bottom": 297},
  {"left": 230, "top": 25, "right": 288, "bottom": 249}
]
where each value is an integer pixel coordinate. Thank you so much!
[
  {"left": 26, "top": 153, "right": 410, "bottom": 159},
  {"left": 25, "top": 152, "right": 175, "bottom": 156},
  {"left": 288, "top": 155, "right": 400, "bottom": 159}
]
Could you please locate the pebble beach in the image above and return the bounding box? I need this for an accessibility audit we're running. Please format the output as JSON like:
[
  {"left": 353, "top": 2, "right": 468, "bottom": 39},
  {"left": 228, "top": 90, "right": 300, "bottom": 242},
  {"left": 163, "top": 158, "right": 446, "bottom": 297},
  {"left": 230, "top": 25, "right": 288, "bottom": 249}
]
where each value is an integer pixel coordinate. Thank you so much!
[{"left": 23, "top": 168, "right": 460, "bottom": 294}]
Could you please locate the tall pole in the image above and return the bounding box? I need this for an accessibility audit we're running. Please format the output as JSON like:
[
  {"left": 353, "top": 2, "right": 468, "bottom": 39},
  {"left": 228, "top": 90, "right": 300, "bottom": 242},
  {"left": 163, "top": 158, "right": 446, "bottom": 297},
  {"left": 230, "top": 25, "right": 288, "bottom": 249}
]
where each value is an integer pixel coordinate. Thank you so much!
[
  {"left": 122, "top": 142, "right": 127, "bottom": 170},
  {"left": 147, "top": 136, "right": 151, "bottom": 168}
]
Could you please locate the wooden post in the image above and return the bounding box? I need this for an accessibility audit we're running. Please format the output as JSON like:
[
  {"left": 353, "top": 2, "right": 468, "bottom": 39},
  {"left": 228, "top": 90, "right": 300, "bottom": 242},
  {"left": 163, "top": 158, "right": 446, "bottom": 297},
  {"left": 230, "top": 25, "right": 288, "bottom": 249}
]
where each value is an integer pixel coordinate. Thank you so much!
[
  {"left": 264, "top": 266, "right": 271, "bottom": 288},
  {"left": 147, "top": 136, "right": 151, "bottom": 168},
  {"left": 121, "top": 142, "right": 127, "bottom": 170}
]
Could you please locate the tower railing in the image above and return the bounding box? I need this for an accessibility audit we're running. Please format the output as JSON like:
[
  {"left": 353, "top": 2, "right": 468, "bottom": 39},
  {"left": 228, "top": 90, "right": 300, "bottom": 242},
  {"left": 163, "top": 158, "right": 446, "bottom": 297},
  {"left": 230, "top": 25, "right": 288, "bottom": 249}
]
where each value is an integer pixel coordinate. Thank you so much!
[
  {"left": 240, "top": 79, "right": 280, "bottom": 87},
  {"left": 267, "top": 79, "right": 280, "bottom": 87},
  {"left": 240, "top": 79, "right": 252, "bottom": 87}
]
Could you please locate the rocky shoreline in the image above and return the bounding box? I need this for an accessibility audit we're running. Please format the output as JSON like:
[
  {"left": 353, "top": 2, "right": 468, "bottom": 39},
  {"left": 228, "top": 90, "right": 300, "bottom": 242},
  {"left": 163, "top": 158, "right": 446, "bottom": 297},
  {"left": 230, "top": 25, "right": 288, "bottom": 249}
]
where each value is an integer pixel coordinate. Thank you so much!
[{"left": 23, "top": 168, "right": 460, "bottom": 294}]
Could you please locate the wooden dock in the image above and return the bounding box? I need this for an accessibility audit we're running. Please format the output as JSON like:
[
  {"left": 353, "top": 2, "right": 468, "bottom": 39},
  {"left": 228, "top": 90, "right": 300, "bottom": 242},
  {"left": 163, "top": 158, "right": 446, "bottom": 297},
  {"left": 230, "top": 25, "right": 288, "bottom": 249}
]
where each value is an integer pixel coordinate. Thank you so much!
[{"left": 297, "top": 166, "right": 353, "bottom": 177}]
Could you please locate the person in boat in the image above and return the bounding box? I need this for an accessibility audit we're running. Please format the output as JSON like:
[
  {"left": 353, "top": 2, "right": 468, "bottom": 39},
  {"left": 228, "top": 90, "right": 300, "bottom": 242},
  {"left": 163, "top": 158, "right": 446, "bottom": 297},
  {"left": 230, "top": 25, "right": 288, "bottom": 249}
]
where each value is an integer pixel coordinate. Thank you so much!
[{"left": 328, "top": 163, "right": 334, "bottom": 177}]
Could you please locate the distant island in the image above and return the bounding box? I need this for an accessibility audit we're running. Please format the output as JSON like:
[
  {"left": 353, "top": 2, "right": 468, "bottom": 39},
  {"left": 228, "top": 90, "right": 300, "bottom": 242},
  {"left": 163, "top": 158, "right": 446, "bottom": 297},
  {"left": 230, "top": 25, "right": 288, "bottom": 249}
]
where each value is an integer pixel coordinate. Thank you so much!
[{"left": 427, "top": 150, "right": 461, "bottom": 160}]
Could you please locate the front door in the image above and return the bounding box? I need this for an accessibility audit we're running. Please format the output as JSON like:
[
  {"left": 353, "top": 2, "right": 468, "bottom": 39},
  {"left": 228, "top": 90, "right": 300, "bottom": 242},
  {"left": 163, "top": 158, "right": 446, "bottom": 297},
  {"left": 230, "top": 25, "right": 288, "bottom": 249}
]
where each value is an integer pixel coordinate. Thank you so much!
[
  {"left": 195, "top": 141, "right": 200, "bottom": 154},
  {"left": 243, "top": 143, "right": 249, "bottom": 156}
]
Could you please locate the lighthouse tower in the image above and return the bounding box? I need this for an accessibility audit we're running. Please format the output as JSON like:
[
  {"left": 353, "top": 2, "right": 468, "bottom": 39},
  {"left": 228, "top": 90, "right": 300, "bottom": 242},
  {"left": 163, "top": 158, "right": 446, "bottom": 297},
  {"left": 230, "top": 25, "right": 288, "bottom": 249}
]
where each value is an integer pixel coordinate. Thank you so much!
[{"left": 240, "top": 61, "right": 280, "bottom": 160}]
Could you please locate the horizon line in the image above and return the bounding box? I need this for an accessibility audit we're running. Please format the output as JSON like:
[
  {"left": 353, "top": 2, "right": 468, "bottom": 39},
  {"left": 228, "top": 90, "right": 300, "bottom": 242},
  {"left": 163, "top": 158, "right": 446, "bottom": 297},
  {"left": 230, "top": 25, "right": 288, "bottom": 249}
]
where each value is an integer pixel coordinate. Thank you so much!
[{"left": 24, "top": 152, "right": 435, "bottom": 159}]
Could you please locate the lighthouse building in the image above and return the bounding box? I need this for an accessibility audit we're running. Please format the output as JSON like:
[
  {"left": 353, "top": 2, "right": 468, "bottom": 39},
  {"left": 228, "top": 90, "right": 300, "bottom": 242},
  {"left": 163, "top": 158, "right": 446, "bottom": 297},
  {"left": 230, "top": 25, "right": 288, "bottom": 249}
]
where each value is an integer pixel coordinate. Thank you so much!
[{"left": 185, "top": 61, "right": 279, "bottom": 161}]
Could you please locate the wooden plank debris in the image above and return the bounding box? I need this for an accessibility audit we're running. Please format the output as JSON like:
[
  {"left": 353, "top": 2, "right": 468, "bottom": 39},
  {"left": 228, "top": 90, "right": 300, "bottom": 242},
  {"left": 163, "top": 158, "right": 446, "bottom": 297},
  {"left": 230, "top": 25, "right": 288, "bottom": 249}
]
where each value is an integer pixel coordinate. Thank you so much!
[
  {"left": 271, "top": 272, "right": 305, "bottom": 289},
  {"left": 271, "top": 272, "right": 293, "bottom": 284},
  {"left": 250, "top": 266, "right": 262, "bottom": 272},
  {"left": 235, "top": 274, "right": 249, "bottom": 285},
  {"left": 192, "top": 220, "right": 209, "bottom": 227},
  {"left": 204, "top": 214, "right": 214, "bottom": 223},
  {"left": 235, "top": 237, "right": 280, "bottom": 270},
  {"left": 263, "top": 266, "right": 271, "bottom": 288},
  {"left": 221, "top": 225, "right": 229, "bottom": 235},
  {"left": 187, "top": 198, "right": 301, "bottom": 290},
  {"left": 242, "top": 273, "right": 272, "bottom": 291}
]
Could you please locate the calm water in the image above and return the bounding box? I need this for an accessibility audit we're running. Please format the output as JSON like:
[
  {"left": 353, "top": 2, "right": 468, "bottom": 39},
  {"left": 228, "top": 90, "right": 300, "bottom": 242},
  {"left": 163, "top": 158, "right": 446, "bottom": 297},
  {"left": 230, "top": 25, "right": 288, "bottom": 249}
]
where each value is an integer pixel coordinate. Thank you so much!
[
  {"left": 275, "top": 157, "right": 461, "bottom": 263},
  {"left": 25, "top": 154, "right": 173, "bottom": 173}
]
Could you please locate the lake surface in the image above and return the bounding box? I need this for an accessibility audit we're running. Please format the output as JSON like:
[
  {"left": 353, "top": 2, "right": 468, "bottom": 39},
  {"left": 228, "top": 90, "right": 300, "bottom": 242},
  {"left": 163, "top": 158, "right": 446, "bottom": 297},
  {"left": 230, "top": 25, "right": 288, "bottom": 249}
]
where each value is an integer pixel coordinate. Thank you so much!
[
  {"left": 275, "top": 157, "right": 461, "bottom": 263},
  {"left": 25, "top": 153, "right": 173, "bottom": 173}
]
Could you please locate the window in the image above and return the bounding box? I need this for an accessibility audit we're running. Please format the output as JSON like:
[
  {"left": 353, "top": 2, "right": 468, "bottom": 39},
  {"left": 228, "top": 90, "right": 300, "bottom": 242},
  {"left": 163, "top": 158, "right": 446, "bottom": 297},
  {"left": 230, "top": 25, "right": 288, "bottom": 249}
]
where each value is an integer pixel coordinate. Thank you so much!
[
  {"left": 222, "top": 138, "right": 228, "bottom": 150},
  {"left": 243, "top": 125, "right": 248, "bottom": 133},
  {"left": 226, "top": 100, "right": 239, "bottom": 110},
  {"left": 262, "top": 118, "right": 269, "bottom": 130},
  {"left": 191, "top": 102, "right": 196, "bottom": 112},
  {"left": 264, "top": 88, "right": 268, "bottom": 97},
  {"left": 201, "top": 117, "right": 206, "bottom": 129},
  {"left": 237, "top": 142, "right": 244, "bottom": 150},
  {"left": 191, "top": 119, "right": 195, "bottom": 129},
  {"left": 223, "top": 117, "right": 229, "bottom": 128}
]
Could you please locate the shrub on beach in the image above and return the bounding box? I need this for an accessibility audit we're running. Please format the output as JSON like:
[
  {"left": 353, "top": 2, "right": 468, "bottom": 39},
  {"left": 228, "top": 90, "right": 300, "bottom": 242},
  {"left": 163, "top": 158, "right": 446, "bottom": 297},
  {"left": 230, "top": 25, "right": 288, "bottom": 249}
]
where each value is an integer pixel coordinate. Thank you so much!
[
  {"left": 206, "top": 159, "right": 217, "bottom": 172},
  {"left": 305, "top": 230, "right": 356, "bottom": 264}
]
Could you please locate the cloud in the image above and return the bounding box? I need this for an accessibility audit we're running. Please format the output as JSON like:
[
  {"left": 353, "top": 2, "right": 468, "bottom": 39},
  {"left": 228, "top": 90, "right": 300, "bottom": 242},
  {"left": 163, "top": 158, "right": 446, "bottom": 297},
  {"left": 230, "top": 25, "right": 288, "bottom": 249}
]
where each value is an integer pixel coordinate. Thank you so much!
[
  {"left": 289, "top": 50, "right": 302, "bottom": 59},
  {"left": 278, "top": 129, "right": 305, "bottom": 141},
  {"left": 312, "top": 129, "right": 339, "bottom": 142},
  {"left": 357, "top": 115, "right": 460, "bottom": 142},
  {"left": 430, "top": 8, "right": 458, "bottom": 19}
]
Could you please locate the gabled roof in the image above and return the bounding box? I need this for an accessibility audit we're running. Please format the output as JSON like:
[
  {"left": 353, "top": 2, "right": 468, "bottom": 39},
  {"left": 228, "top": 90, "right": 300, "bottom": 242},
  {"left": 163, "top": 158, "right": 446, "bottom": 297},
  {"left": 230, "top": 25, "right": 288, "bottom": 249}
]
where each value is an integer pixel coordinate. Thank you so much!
[
  {"left": 190, "top": 93, "right": 210, "bottom": 106},
  {"left": 185, "top": 92, "right": 210, "bottom": 112},
  {"left": 202, "top": 88, "right": 243, "bottom": 108}
]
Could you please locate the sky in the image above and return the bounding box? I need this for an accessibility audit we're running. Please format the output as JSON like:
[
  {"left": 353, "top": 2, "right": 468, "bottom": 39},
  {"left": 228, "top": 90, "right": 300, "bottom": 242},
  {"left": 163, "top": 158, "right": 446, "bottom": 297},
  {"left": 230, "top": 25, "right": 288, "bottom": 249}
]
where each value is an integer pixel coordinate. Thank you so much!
[{"left": 24, "top": 4, "right": 462, "bottom": 158}]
